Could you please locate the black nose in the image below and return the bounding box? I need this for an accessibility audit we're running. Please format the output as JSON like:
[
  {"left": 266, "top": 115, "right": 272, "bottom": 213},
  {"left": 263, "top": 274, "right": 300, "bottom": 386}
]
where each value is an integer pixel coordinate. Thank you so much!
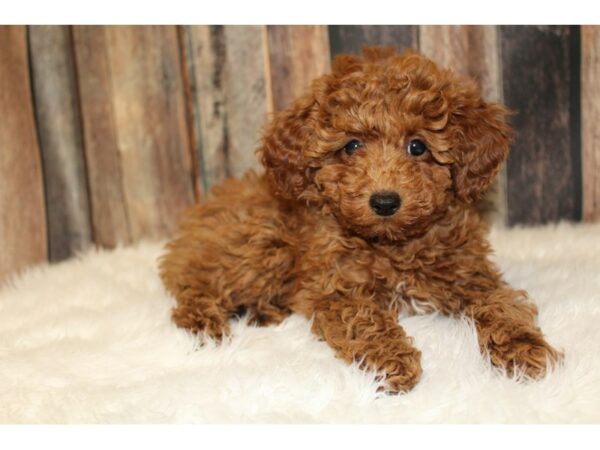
[{"left": 369, "top": 192, "right": 401, "bottom": 216}]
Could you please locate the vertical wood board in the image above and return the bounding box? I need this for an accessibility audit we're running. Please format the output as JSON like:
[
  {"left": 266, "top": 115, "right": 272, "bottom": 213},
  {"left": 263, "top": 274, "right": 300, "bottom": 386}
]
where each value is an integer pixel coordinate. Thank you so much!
[
  {"left": 29, "top": 25, "right": 93, "bottom": 261},
  {"left": 73, "top": 25, "right": 195, "bottom": 246},
  {"left": 0, "top": 26, "right": 47, "bottom": 283},
  {"left": 582, "top": 25, "right": 600, "bottom": 222},
  {"left": 329, "top": 25, "right": 418, "bottom": 57},
  {"left": 501, "top": 25, "right": 581, "bottom": 225},
  {"left": 180, "top": 25, "right": 271, "bottom": 194},
  {"left": 222, "top": 25, "right": 271, "bottom": 178},
  {"left": 267, "top": 25, "right": 331, "bottom": 112}
]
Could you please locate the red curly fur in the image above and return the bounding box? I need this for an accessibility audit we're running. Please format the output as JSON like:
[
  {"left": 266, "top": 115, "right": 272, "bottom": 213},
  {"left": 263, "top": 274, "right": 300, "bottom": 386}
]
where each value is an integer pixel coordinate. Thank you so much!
[{"left": 159, "top": 48, "right": 561, "bottom": 393}]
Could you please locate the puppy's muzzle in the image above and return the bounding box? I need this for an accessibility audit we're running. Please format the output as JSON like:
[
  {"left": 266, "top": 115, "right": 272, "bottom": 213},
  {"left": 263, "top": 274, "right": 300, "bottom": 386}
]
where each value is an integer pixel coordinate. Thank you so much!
[{"left": 369, "top": 192, "right": 401, "bottom": 216}]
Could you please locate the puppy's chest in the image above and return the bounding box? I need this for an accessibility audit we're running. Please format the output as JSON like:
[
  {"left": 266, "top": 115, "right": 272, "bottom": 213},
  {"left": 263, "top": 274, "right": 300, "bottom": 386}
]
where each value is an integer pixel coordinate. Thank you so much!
[{"left": 368, "top": 248, "right": 446, "bottom": 315}]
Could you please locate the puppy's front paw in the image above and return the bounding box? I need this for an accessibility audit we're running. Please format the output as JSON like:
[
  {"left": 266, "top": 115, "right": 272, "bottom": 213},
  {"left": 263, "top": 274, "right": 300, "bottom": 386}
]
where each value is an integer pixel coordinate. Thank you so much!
[
  {"left": 379, "top": 347, "right": 423, "bottom": 394},
  {"left": 488, "top": 329, "right": 562, "bottom": 379}
]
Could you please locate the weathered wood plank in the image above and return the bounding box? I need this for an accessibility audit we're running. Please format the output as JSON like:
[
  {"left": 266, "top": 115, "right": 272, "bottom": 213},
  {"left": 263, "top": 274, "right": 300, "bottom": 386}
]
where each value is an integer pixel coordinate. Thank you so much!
[
  {"left": 180, "top": 25, "right": 229, "bottom": 193},
  {"left": 582, "top": 25, "right": 600, "bottom": 222},
  {"left": 180, "top": 25, "right": 270, "bottom": 192},
  {"left": 222, "top": 26, "right": 271, "bottom": 178},
  {"left": 419, "top": 25, "right": 506, "bottom": 225},
  {"left": 29, "top": 25, "right": 92, "bottom": 261},
  {"left": 0, "top": 26, "right": 47, "bottom": 282},
  {"left": 73, "top": 26, "right": 195, "bottom": 247},
  {"left": 328, "top": 25, "right": 418, "bottom": 57},
  {"left": 267, "top": 25, "right": 331, "bottom": 111},
  {"left": 71, "top": 26, "right": 131, "bottom": 247},
  {"left": 419, "top": 26, "right": 500, "bottom": 102},
  {"left": 500, "top": 25, "right": 581, "bottom": 225}
]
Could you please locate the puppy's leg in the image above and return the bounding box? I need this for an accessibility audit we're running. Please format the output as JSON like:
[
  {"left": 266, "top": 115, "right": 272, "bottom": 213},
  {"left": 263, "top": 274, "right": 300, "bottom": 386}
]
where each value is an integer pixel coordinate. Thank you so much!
[
  {"left": 399, "top": 256, "right": 562, "bottom": 379},
  {"left": 309, "top": 298, "right": 422, "bottom": 393},
  {"left": 391, "top": 209, "right": 563, "bottom": 380},
  {"left": 171, "top": 294, "right": 231, "bottom": 339},
  {"left": 462, "top": 288, "right": 562, "bottom": 379},
  {"left": 160, "top": 226, "right": 294, "bottom": 339},
  {"left": 160, "top": 239, "right": 236, "bottom": 340},
  {"left": 160, "top": 175, "right": 295, "bottom": 340}
]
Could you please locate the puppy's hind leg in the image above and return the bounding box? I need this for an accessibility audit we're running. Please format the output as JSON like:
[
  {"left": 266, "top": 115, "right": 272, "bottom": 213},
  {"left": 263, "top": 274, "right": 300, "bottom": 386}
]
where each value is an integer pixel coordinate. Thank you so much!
[
  {"left": 171, "top": 293, "right": 231, "bottom": 340},
  {"left": 159, "top": 239, "right": 237, "bottom": 341},
  {"left": 161, "top": 173, "right": 296, "bottom": 338}
]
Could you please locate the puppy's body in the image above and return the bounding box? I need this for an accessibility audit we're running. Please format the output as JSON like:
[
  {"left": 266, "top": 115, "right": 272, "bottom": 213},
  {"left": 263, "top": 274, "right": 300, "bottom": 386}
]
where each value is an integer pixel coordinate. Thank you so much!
[{"left": 160, "top": 49, "right": 560, "bottom": 393}]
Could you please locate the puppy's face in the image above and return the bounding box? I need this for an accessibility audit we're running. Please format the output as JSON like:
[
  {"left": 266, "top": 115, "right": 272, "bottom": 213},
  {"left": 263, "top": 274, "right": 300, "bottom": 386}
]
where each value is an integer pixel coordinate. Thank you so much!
[
  {"left": 310, "top": 88, "right": 455, "bottom": 241},
  {"left": 261, "top": 49, "right": 511, "bottom": 242}
]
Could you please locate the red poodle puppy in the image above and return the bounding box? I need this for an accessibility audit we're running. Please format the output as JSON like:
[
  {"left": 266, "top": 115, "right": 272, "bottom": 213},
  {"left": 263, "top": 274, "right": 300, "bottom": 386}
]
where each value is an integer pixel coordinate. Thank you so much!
[{"left": 160, "top": 48, "right": 561, "bottom": 393}]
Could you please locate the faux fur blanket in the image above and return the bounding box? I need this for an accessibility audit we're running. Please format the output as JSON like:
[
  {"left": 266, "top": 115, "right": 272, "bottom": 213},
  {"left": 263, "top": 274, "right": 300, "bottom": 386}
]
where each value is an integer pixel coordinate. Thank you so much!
[{"left": 1, "top": 223, "right": 599, "bottom": 423}]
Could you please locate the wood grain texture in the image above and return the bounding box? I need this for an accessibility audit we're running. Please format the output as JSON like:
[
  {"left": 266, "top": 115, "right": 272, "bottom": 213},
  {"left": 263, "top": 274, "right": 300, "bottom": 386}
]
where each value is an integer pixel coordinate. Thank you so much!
[
  {"left": 180, "top": 25, "right": 229, "bottom": 193},
  {"left": 419, "top": 26, "right": 500, "bottom": 101},
  {"left": 501, "top": 25, "right": 581, "bottom": 225},
  {"left": 73, "top": 26, "right": 195, "bottom": 247},
  {"left": 0, "top": 26, "right": 47, "bottom": 283},
  {"left": 267, "top": 25, "right": 331, "bottom": 111},
  {"left": 29, "top": 25, "right": 92, "bottom": 261},
  {"left": 581, "top": 26, "right": 600, "bottom": 222},
  {"left": 328, "top": 25, "right": 418, "bottom": 57},
  {"left": 419, "top": 25, "right": 507, "bottom": 225},
  {"left": 180, "top": 25, "right": 270, "bottom": 193},
  {"left": 222, "top": 26, "right": 271, "bottom": 178}
]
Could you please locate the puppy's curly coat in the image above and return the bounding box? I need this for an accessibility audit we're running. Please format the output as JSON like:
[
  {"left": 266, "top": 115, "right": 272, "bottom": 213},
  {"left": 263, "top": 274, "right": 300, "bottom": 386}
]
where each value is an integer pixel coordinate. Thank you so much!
[{"left": 160, "top": 48, "right": 561, "bottom": 393}]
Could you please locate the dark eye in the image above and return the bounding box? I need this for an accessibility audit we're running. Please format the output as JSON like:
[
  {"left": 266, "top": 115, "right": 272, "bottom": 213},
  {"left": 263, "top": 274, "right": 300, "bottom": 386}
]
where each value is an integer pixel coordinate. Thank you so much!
[
  {"left": 343, "top": 139, "right": 363, "bottom": 155},
  {"left": 407, "top": 139, "right": 427, "bottom": 156}
]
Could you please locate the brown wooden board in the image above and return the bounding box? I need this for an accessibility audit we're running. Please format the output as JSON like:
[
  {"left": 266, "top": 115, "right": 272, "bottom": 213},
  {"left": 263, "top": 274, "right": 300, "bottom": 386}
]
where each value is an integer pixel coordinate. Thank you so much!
[
  {"left": 73, "top": 26, "right": 195, "bottom": 247},
  {"left": 0, "top": 26, "right": 47, "bottom": 283},
  {"left": 29, "top": 25, "right": 92, "bottom": 261},
  {"left": 72, "top": 26, "right": 132, "bottom": 247},
  {"left": 222, "top": 26, "right": 271, "bottom": 178},
  {"left": 500, "top": 26, "right": 581, "bottom": 225},
  {"left": 419, "top": 25, "right": 507, "bottom": 225},
  {"left": 419, "top": 26, "right": 500, "bottom": 102},
  {"left": 180, "top": 25, "right": 270, "bottom": 194},
  {"left": 581, "top": 26, "right": 600, "bottom": 222},
  {"left": 179, "top": 25, "right": 229, "bottom": 193},
  {"left": 267, "top": 25, "right": 331, "bottom": 112},
  {"left": 328, "top": 25, "right": 418, "bottom": 57}
]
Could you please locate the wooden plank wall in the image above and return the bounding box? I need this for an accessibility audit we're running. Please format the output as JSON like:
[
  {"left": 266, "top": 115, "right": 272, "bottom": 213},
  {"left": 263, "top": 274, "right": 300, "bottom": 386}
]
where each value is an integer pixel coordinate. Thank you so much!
[
  {"left": 73, "top": 26, "right": 196, "bottom": 247},
  {"left": 180, "top": 25, "right": 272, "bottom": 193},
  {"left": 267, "top": 26, "right": 332, "bottom": 111},
  {"left": 0, "top": 25, "right": 597, "bottom": 283},
  {"left": 29, "top": 26, "right": 92, "bottom": 261},
  {"left": 501, "top": 26, "right": 582, "bottom": 225},
  {"left": 0, "top": 26, "right": 47, "bottom": 281},
  {"left": 582, "top": 26, "right": 600, "bottom": 222}
]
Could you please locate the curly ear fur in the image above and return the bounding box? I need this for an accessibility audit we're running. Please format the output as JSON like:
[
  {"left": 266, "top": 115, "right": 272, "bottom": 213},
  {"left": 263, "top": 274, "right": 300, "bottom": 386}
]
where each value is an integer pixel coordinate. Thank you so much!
[
  {"left": 449, "top": 82, "right": 513, "bottom": 204},
  {"left": 259, "top": 94, "right": 319, "bottom": 201}
]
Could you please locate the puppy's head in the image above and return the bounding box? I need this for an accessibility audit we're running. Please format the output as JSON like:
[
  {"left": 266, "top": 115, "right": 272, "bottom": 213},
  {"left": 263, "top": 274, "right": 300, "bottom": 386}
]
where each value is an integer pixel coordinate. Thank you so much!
[{"left": 260, "top": 48, "right": 511, "bottom": 241}]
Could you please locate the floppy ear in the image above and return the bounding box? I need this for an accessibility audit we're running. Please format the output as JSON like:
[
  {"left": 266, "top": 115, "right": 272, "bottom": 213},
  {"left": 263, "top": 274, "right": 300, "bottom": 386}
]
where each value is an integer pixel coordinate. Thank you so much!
[
  {"left": 449, "top": 90, "right": 512, "bottom": 204},
  {"left": 259, "top": 93, "right": 318, "bottom": 200}
]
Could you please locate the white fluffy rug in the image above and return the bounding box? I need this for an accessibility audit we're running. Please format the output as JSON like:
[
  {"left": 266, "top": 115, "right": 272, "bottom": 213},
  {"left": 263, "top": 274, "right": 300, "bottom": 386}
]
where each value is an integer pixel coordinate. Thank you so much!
[{"left": 1, "top": 223, "right": 599, "bottom": 423}]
